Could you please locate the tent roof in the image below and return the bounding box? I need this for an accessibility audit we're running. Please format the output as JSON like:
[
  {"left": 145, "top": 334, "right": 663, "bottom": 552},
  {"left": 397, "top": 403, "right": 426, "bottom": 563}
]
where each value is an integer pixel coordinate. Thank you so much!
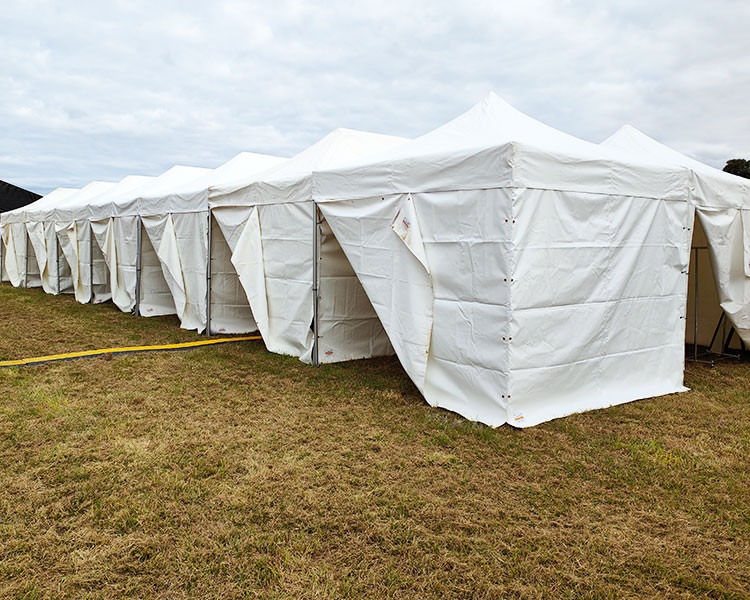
[
  {"left": 2, "top": 186, "right": 79, "bottom": 224},
  {"left": 51, "top": 175, "right": 155, "bottom": 222},
  {"left": 88, "top": 165, "right": 211, "bottom": 220},
  {"left": 602, "top": 124, "right": 750, "bottom": 209},
  {"left": 136, "top": 152, "right": 288, "bottom": 215},
  {"left": 314, "top": 92, "right": 689, "bottom": 202},
  {"left": 210, "top": 128, "right": 407, "bottom": 207}
]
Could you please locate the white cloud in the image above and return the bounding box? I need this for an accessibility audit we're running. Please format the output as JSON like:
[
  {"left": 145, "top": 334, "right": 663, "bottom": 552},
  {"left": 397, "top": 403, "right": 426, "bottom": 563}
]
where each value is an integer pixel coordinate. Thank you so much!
[{"left": 1, "top": 0, "right": 748, "bottom": 194}]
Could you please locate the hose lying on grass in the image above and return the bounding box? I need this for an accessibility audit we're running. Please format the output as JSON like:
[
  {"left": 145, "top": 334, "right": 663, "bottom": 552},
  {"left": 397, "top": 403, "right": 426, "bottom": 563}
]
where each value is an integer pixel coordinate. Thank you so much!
[{"left": 0, "top": 336, "right": 262, "bottom": 368}]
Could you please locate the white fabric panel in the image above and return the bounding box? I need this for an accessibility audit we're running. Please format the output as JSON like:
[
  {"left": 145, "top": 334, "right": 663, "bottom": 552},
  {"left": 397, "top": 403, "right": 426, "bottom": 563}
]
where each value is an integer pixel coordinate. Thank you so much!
[
  {"left": 227, "top": 203, "right": 316, "bottom": 360},
  {"left": 90, "top": 225, "right": 111, "bottom": 304},
  {"left": 43, "top": 223, "right": 61, "bottom": 293},
  {"left": 231, "top": 207, "right": 272, "bottom": 345},
  {"left": 106, "top": 217, "right": 138, "bottom": 313},
  {"left": 209, "top": 215, "right": 257, "bottom": 334},
  {"left": 742, "top": 210, "right": 750, "bottom": 278},
  {"left": 26, "top": 222, "right": 52, "bottom": 293},
  {"left": 142, "top": 213, "right": 207, "bottom": 331},
  {"left": 53, "top": 223, "right": 75, "bottom": 294},
  {"left": 57, "top": 221, "right": 89, "bottom": 302},
  {"left": 319, "top": 194, "right": 434, "bottom": 392},
  {"left": 171, "top": 212, "right": 208, "bottom": 332},
  {"left": 92, "top": 219, "right": 126, "bottom": 308},
  {"left": 138, "top": 219, "right": 176, "bottom": 317},
  {"left": 507, "top": 189, "right": 691, "bottom": 426},
  {"left": 696, "top": 208, "right": 750, "bottom": 345},
  {"left": 1, "top": 223, "right": 23, "bottom": 287},
  {"left": 317, "top": 217, "right": 393, "bottom": 363}
]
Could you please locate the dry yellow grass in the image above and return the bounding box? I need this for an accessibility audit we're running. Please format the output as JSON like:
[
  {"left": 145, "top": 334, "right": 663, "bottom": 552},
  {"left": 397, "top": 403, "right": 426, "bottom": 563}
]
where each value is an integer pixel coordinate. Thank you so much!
[{"left": 0, "top": 284, "right": 748, "bottom": 598}]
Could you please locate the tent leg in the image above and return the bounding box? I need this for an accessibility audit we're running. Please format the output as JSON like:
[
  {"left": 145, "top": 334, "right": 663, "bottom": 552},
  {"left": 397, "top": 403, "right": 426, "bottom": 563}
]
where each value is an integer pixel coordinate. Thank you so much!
[
  {"left": 693, "top": 247, "right": 699, "bottom": 361},
  {"left": 205, "top": 211, "right": 212, "bottom": 336},
  {"left": 134, "top": 216, "right": 142, "bottom": 317},
  {"left": 88, "top": 221, "right": 94, "bottom": 303},
  {"left": 56, "top": 230, "right": 61, "bottom": 295},
  {"left": 311, "top": 204, "right": 321, "bottom": 366},
  {"left": 24, "top": 228, "right": 29, "bottom": 288}
]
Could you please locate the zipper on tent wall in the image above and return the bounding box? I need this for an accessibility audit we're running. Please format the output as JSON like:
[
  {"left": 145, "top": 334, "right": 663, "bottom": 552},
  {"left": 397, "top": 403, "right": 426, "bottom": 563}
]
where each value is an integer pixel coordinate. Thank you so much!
[
  {"left": 205, "top": 211, "right": 212, "bottom": 336},
  {"left": 134, "top": 216, "right": 142, "bottom": 317},
  {"left": 311, "top": 204, "right": 321, "bottom": 366}
]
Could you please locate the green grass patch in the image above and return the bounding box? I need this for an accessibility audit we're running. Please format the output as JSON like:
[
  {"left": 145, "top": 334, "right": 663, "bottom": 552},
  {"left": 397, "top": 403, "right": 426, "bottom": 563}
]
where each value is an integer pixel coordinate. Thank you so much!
[{"left": 0, "top": 283, "right": 748, "bottom": 598}]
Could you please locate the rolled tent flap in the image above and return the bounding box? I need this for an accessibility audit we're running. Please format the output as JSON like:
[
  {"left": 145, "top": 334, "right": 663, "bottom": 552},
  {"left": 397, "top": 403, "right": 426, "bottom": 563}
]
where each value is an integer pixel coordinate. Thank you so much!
[{"left": 319, "top": 194, "right": 434, "bottom": 394}]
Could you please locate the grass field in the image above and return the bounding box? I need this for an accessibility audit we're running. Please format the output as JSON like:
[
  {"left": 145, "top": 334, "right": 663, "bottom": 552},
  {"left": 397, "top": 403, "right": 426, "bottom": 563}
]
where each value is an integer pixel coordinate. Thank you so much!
[{"left": 0, "top": 284, "right": 748, "bottom": 599}]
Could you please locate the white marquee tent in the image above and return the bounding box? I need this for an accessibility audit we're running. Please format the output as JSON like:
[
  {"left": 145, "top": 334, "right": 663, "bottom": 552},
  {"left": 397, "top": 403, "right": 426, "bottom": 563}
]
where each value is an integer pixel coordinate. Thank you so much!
[
  {"left": 602, "top": 125, "right": 750, "bottom": 349},
  {"left": 314, "top": 93, "right": 696, "bottom": 427},
  {"left": 1, "top": 186, "right": 79, "bottom": 288},
  {"left": 209, "top": 128, "right": 407, "bottom": 363}
]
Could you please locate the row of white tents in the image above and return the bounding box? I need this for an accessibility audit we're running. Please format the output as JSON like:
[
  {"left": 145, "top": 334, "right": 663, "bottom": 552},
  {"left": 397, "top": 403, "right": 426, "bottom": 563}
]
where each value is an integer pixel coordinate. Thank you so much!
[{"left": 2, "top": 93, "right": 748, "bottom": 427}]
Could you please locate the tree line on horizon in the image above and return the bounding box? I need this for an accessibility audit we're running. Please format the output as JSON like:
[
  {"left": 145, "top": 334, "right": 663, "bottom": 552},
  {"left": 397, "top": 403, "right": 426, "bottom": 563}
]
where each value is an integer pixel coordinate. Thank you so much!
[{"left": 723, "top": 158, "right": 750, "bottom": 179}]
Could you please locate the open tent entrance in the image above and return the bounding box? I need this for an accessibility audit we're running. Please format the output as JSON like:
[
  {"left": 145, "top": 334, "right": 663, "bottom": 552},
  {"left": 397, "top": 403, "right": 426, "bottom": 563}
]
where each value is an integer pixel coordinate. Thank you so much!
[
  {"left": 686, "top": 216, "right": 745, "bottom": 358},
  {"left": 207, "top": 213, "right": 258, "bottom": 334}
]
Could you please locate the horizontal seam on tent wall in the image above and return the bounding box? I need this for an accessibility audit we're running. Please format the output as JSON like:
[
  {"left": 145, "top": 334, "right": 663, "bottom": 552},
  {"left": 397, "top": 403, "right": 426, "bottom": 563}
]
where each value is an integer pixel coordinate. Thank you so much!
[
  {"left": 0, "top": 336, "right": 262, "bottom": 368},
  {"left": 512, "top": 293, "right": 687, "bottom": 313},
  {"left": 313, "top": 187, "right": 685, "bottom": 203},
  {"left": 511, "top": 341, "right": 687, "bottom": 373}
]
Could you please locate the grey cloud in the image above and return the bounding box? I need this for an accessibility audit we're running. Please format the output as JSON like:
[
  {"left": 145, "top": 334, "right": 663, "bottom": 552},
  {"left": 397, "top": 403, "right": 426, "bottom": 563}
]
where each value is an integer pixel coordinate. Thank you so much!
[{"left": 1, "top": 0, "right": 748, "bottom": 194}]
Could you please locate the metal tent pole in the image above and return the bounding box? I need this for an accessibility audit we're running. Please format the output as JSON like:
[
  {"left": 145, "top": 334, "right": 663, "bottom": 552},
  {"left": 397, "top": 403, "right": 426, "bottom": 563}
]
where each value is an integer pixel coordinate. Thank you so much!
[
  {"left": 311, "top": 204, "right": 321, "bottom": 366},
  {"left": 88, "top": 221, "right": 95, "bottom": 303},
  {"left": 693, "top": 248, "right": 699, "bottom": 361},
  {"left": 134, "top": 217, "right": 142, "bottom": 316},
  {"left": 205, "top": 211, "right": 212, "bottom": 336},
  {"left": 56, "top": 228, "right": 61, "bottom": 295},
  {"left": 24, "top": 227, "right": 29, "bottom": 288}
]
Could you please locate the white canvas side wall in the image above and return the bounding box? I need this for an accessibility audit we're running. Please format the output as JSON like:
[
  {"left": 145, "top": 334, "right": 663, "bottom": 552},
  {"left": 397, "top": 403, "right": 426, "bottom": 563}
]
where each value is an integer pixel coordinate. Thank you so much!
[
  {"left": 1, "top": 223, "right": 25, "bottom": 287},
  {"left": 90, "top": 225, "right": 111, "bottom": 303},
  {"left": 27, "top": 222, "right": 52, "bottom": 293},
  {"left": 138, "top": 219, "right": 176, "bottom": 317},
  {"left": 316, "top": 217, "right": 394, "bottom": 363},
  {"left": 53, "top": 226, "right": 74, "bottom": 295},
  {"left": 57, "top": 221, "right": 90, "bottom": 302},
  {"left": 209, "top": 214, "right": 257, "bottom": 334},
  {"left": 696, "top": 207, "right": 750, "bottom": 345},
  {"left": 172, "top": 212, "right": 208, "bottom": 332},
  {"left": 506, "top": 190, "right": 692, "bottom": 427}
]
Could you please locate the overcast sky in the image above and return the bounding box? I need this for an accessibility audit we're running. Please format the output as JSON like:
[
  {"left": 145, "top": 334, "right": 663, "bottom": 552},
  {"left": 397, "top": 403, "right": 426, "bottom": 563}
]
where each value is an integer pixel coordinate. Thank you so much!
[{"left": 2, "top": 0, "right": 749, "bottom": 195}]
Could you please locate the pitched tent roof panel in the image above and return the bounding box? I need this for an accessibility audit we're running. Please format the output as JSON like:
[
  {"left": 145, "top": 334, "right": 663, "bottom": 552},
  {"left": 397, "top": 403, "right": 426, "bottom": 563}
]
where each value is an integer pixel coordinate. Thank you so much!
[
  {"left": 1, "top": 187, "right": 79, "bottom": 224},
  {"left": 314, "top": 92, "right": 689, "bottom": 202},
  {"left": 87, "top": 166, "right": 211, "bottom": 220},
  {"left": 136, "top": 152, "right": 287, "bottom": 216},
  {"left": 210, "top": 128, "right": 407, "bottom": 207},
  {"left": 602, "top": 124, "right": 750, "bottom": 209}
]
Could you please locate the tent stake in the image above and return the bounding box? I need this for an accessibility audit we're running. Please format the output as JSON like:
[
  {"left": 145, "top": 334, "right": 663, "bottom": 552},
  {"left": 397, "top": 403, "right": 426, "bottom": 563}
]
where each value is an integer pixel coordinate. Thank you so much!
[
  {"left": 134, "top": 216, "right": 142, "bottom": 317},
  {"left": 205, "top": 210, "right": 212, "bottom": 336}
]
